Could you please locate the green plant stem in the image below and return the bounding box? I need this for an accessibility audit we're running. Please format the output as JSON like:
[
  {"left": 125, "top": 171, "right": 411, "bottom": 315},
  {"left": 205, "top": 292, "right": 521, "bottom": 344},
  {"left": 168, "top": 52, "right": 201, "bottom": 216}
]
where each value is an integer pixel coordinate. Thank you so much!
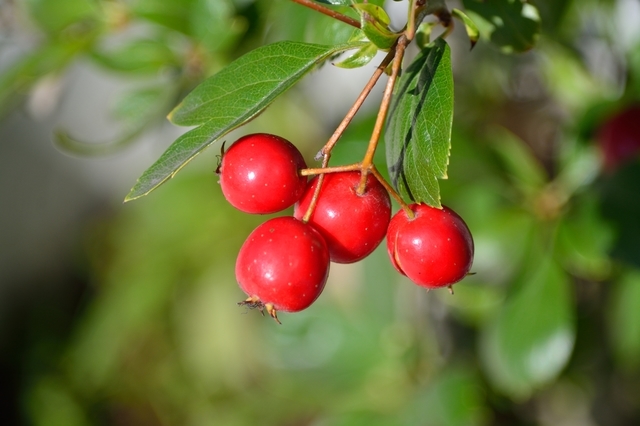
[
  {"left": 290, "top": 0, "right": 361, "bottom": 29},
  {"left": 407, "top": 0, "right": 422, "bottom": 39}
]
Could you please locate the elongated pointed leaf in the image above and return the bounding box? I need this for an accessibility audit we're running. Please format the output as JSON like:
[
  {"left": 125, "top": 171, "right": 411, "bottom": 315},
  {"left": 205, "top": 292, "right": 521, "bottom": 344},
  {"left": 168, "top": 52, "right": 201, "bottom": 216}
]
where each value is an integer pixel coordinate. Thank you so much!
[
  {"left": 609, "top": 271, "right": 640, "bottom": 370},
  {"left": 385, "top": 38, "right": 453, "bottom": 207},
  {"left": 333, "top": 42, "right": 378, "bottom": 68},
  {"left": 26, "top": 0, "right": 99, "bottom": 34},
  {"left": 168, "top": 41, "right": 363, "bottom": 126},
  {"left": 90, "top": 39, "right": 179, "bottom": 74},
  {"left": 490, "top": 126, "right": 546, "bottom": 194},
  {"left": 126, "top": 40, "right": 363, "bottom": 201},
  {"left": 480, "top": 249, "right": 575, "bottom": 399},
  {"left": 54, "top": 85, "right": 175, "bottom": 156},
  {"left": 354, "top": 3, "right": 399, "bottom": 50},
  {"left": 403, "top": 367, "right": 488, "bottom": 426},
  {"left": 352, "top": 3, "right": 391, "bottom": 26},
  {"left": 462, "top": 0, "right": 540, "bottom": 53},
  {"left": 452, "top": 8, "right": 480, "bottom": 49},
  {"left": 413, "top": 22, "right": 434, "bottom": 49}
]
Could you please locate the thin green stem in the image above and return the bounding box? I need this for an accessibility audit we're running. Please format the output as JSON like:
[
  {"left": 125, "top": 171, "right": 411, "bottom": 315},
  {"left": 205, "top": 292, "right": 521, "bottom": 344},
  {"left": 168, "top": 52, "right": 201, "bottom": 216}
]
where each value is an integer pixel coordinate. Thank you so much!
[{"left": 407, "top": 0, "right": 420, "bottom": 39}]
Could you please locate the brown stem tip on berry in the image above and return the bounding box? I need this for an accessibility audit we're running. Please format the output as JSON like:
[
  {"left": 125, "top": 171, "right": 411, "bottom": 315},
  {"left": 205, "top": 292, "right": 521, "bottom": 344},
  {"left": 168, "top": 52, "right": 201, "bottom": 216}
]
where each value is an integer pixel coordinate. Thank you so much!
[
  {"left": 235, "top": 217, "right": 330, "bottom": 324},
  {"left": 237, "top": 297, "right": 282, "bottom": 324},
  {"left": 237, "top": 295, "right": 263, "bottom": 311},
  {"left": 264, "top": 303, "right": 281, "bottom": 325},
  {"left": 238, "top": 296, "right": 282, "bottom": 325}
]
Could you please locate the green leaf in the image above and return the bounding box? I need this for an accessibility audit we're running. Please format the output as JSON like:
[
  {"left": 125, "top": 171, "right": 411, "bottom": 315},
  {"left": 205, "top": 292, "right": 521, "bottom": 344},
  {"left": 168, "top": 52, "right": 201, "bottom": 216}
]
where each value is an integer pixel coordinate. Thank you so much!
[
  {"left": 353, "top": 3, "right": 399, "bottom": 50},
  {"left": 333, "top": 42, "right": 378, "bottom": 69},
  {"left": 0, "top": 42, "right": 83, "bottom": 117},
  {"left": 90, "top": 39, "right": 179, "bottom": 74},
  {"left": 438, "top": 281, "right": 504, "bottom": 327},
  {"left": 25, "top": 0, "right": 99, "bottom": 34},
  {"left": 608, "top": 271, "right": 640, "bottom": 370},
  {"left": 462, "top": 0, "right": 540, "bottom": 53},
  {"left": 362, "top": 25, "right": 398, "bottom": 51},
  {"left": 479, "top": 247, "right": 575, "bottom": 399},
  {"left": 402, "top": 366, "right": 489, "bottom": 426},
  {"left": 189, "top": 0, "right": 246, "bottom": 53},
  {"left": 130, "top": 0, "right": 195, "bottom": 33},
  {"left": 556, "top": 195, "right": 613, "bottom": 280},
  {"left": 268, "top": 1, "right": 358, "bottom": 46},
  {"left": 54, "top": 85, "right": 175, "bottom": 156},
  {"left": 54, "top": 125, "right": 148, "bottom": 157},
  {"left": 28, "top": 377, "right": 89, "bottom": 426},
  {"left": 452, "top": 8, "right": 480, "bottom": 49},
  {"left": 555, "top": 143, "right": 600, "bottom": 196},
  {"left": 385, "top": 38, "right": 454, "bottom": 207},
  {"left": 415, "top": 22, "right": 438, "bottom": 49},
  {"left": 126, "top": 40, "right": 363, "bottom": 201},
  {"left": 352, "top": 3, "right": 391, "bottom": 26},
  {"left": 112, "top": 86, "right": 175, "bottom": 125},
  {"left": 489, "top": 126, "right": 547, "bottom": 195}
]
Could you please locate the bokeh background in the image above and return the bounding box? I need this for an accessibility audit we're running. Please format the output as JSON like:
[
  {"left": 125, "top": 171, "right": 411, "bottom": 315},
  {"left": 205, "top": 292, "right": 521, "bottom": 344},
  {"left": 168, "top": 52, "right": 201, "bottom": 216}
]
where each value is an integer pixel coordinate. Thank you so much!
[{"left": 2, "top": 0, "right": 640, "bottom": 425}]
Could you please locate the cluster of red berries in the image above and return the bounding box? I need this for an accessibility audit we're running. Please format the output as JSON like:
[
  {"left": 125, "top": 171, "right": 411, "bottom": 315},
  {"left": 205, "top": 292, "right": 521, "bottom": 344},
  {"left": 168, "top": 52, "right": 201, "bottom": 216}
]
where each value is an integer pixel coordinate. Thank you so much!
[{"left": 218, "top": 133, "right": 474, "bottom": 323}]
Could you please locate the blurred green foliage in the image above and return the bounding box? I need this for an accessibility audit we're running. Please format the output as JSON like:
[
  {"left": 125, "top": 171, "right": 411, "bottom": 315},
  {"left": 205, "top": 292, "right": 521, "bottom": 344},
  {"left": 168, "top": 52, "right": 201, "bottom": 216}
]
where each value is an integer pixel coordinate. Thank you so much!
[{"left": 3, "top": 0, "right": 640, "bottom": 425}]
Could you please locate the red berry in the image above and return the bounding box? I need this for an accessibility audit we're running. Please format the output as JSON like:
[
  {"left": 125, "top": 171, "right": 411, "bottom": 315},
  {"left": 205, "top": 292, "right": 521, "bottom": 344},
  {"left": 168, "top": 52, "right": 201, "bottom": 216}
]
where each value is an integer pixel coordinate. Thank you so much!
[
  {"left": 597, "top": 104, "right": 640, "bottom": 172},
  {"left": 387, "top": 204, "right": 474, "bottom": 289},
  {"left": 294, "top": 172, "right": 391, "bottom": 264},
  {"left": 219, "top": 133, "right": 307, "bottom": 214},
  {"left": 236, "top": 216, "right": 330, "bottom": 323}
]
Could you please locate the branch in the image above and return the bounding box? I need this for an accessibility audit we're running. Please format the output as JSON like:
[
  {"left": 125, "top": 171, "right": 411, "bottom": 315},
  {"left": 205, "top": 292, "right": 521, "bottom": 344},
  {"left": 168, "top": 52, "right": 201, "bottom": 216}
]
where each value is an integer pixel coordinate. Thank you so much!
[{"left": 290, "top": 0, "right": 361, "bottom": 29}]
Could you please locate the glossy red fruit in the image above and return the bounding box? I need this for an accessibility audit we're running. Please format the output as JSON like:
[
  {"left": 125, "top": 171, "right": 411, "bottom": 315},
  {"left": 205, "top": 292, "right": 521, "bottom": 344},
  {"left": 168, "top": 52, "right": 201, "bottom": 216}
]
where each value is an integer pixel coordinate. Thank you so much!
[
  {"left": 387, "top": 204, "right": 474, "bottom": 289},
  {"left": 236, "top": 216, "right": 330, "bottom": 323},
  {"left": 597, "top": 104, "right": 640, "bottom": 172},
  {"left": 219, "top": 133, "right": 307, "bottom": 214},
  {"left": 294, "top": 172, "right": 391, "bottom": 264}
]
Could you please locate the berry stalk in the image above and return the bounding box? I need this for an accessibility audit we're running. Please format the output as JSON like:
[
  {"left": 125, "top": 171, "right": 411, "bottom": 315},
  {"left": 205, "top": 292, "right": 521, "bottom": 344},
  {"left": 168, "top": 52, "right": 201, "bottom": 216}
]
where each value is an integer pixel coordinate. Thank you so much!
[
  {"left": 300, "top": 48, "right": 397, "bottom": 223},
  {"left": 356, "top": 34, "right": 409, "bottom": 196},
  {"left": 370, "top": 166, "right": 414, "bottom": 219},
  {"left": 316, "top": 46, "right": 397, "bottom": 161},
  {"left": 301, "top": 163, "right": 362, "bottom": 177}
]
